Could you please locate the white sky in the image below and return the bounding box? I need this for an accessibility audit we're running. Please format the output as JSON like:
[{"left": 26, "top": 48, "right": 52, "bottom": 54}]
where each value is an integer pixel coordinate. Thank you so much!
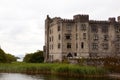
[{"left": 0, "top": 0, "right": 120, "bottom": 57}]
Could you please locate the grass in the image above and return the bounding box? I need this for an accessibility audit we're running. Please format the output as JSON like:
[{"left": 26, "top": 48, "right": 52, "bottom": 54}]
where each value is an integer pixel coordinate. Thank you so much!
[{"left": 0, "top": 62, "right": 107, "bottom": 77}]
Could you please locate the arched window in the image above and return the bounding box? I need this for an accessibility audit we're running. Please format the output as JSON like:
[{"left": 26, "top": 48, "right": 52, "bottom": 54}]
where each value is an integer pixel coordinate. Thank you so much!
[{"left": 67, "top": 53, "right": 73, "bottom": 57}]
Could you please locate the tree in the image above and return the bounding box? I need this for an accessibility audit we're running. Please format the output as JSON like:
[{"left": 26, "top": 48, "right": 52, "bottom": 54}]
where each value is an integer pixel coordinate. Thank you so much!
[
  {"left": 0, "top": 48, "right": 7, "bottom": 63},
  {"left": 23, "top": 53, "right": 33, "bottom": 63},
  {"left": 23, "top": 50, "right": 44, "bottom": 63},
  {"left": 30, "top": 50, "right": 44, "bottom": 63},
  {"left": 0, "top": 48, "right": 17, "bottom": 63},
  {"left": 5, "top": 54, "right": 17, "bottom": 63}
]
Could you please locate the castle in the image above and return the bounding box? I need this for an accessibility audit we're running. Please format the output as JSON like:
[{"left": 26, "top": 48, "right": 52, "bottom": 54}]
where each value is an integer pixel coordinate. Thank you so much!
[{"left": 44, "top": 14, "right": 120, "bottom": 62}]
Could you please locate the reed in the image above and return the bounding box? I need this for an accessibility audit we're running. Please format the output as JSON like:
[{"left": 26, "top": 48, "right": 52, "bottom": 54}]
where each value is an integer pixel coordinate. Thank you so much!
[{"left": 0, "top": 62, "right": 107, "bottom": 77}]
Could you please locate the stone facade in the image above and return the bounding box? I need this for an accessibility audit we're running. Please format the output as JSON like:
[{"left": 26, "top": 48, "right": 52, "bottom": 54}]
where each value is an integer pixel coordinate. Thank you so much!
[{"left": 44, "top": 14, "right": 120, "bottom": 62}]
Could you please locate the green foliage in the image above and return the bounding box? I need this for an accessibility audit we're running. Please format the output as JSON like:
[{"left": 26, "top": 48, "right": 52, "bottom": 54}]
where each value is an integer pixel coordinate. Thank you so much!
[
  {"left": 23, "top": 50, "right": 44, "bottom": 63},
  {"left": 0, "top": 48, "right": 17, "bottom": 63},
  {"left": 23, "top": 53, "right": 33, "bottom": 63},
  {"left": 5, "top": 54, "right": 17, "bottom": 63},
  {"left": 0, "top": 62, "right": 106, "bottom": 77},
  {"left": 0, "top": 48, "right": 7, "bottom": 63}
]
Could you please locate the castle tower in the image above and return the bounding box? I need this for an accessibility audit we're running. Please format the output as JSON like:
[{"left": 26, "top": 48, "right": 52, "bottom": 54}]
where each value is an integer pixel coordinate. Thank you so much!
[
  {"left": 73, "top": 14, "right": 90, "bottom": 58},
  {"left": 44, "top": 15, "right": 51, "bottom": 62}
]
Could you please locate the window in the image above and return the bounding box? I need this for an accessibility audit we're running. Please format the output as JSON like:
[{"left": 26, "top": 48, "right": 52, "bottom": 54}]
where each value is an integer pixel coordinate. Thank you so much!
[
  {"left": 74, "top": 53, "right": 77, "bottom": 56},
  {"left": 92, "top": 43, "right": 98, "bottom": 50},
  {"left": 49, "top": 37, "right": 51, "bottom": 42},
  {"left": 91, "top": 25, "right": 98, "bottom": 32},
  {"left": 58, "top": 43, "right": 60, "bottom": 49},
  {"left": 76, "top": 33, "right": 78, "bottom": 40},
  {"left": 102, "top": 43, "right": 109, "bottom": 50},
  {"left": 81, "top": 42, "right": 84, "bottom": 49},
  {"left": 102, "top": 26, "right": 108, "bottom": 33},
  {"left": 58, "top": 34, "right": 61, "bottom": 40},
  {"left": 66, "top": 24, "right": 72, "bottom": 31},
  {"left": 83, "top": 33, "right": 86, "bottom": 39},
  {"left": 76, "top": 43, "right": 78, "bottom": 49},
  {"left": 93, "top": 34, "right": 99, "bottom": 41},
  {"left": 104, "top": 35, "right": 109, "bottom": 41},
  {"left": 81, "top": 24, "right": 86, "bottom": 31},
  {"left": 65, "top": 34, "right": 71, "bottom": 40},
  {"left": 67, "top": 43, "right": 71, "bottom": 48},
  {"left": 58, "top": 25, "right": 60, "bottom": 31},
  {"left": 116, "top": 35, "right": 120, "bottom": 41},
  {"left": 52, "top": 36, "right": 54, "bottom": 41}
]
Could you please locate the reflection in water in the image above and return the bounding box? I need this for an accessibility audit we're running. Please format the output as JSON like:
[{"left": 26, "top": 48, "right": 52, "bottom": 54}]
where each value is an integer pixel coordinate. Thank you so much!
[
  {"left": 43, "top": 75, "right": 113, "bottom": 80},
  {"left": 0, "top": 73, "right": 116, "bottom": 80},
  {"left": 0, "top": 73, "right": 43, "bottom": 80}
]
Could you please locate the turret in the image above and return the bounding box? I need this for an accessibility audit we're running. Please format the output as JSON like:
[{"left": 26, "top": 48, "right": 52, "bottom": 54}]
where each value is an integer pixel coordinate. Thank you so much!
[
  {"left": 73, "top": 14, "right": 89, "bottom": 22},
  {"left": 44, "top": 15, "right": 51, "bottom": 62}
]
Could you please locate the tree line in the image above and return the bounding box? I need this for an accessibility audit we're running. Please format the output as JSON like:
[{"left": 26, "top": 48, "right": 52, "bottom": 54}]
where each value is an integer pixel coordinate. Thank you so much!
[{"left": 0, "top": 48, "right": 44, "bottom": 63}]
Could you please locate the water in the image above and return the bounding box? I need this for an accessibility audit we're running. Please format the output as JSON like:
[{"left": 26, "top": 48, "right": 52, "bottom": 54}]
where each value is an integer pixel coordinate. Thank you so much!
[{"left": 0, "top": 73, "right": 117, "bottom": 80}]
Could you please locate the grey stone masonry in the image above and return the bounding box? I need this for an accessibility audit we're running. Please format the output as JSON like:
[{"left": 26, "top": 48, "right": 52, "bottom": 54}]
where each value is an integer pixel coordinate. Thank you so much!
[{"left": 44, "top": 14, "right": 120, "bottom": 62}]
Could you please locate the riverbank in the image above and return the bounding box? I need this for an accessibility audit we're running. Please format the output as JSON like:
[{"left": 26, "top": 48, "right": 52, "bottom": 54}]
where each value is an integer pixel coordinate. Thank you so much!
[{"left": 0, "top": 62, "right": 107, "bottom": 77}]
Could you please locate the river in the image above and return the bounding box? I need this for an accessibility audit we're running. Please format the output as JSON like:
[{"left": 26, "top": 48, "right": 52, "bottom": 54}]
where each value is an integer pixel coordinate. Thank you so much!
[{"left": 0, "top": 73, "right": 117, "bottom": 80}]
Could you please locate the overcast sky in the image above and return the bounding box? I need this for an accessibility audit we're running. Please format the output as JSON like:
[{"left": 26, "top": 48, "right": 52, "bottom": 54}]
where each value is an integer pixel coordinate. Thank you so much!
[{"left": 0, "top": 0, "right": 120, "bottom": 57}]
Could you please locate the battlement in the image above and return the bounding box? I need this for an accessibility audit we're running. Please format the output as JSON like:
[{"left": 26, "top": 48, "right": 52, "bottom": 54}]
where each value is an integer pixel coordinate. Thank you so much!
[
  {"left": 73, "top": 14, "right": 89, "bottom": 22},
  {"left": 52, "top": 17, "right": 61, "bottom": 20},
  {"left": 108, "top": 17, "right": 116, "bottom": 22},
  {"left": 48, "top": 17, "right": 62, "bottom": 23},
  {"left": 46, "top": 14, "right": 120, "bottom": 24},
  {"left": 61, "top": 19, "right": 74, "bottom": 23},
  {"left": 73, "top": 14, "right": 89, "bottom": 18},
  {"left": 89, "top": 20, "right": 109, "bottom": 24}
]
